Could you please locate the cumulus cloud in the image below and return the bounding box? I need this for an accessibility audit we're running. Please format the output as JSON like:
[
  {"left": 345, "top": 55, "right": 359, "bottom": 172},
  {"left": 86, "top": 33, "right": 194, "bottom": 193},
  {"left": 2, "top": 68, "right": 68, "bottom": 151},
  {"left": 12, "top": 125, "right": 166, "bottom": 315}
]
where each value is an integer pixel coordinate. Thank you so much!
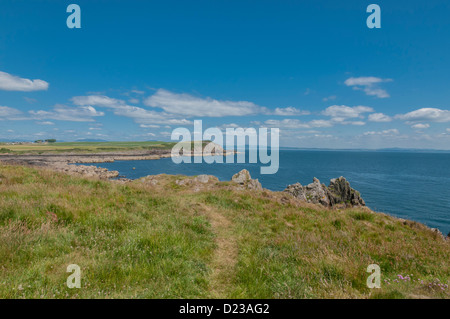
[
  {"left": 263, "top": 119, "right": 333, "bottom": 129},
  {"left": 72, "top": 94, "right": 192, "bottom": 125},
  {"left": 270, "top": 107, "right": 310, "bottom": 116},
  {"left": 72, "top": 95, "right": 123, "bottom": 108},
  {"left": 396, "top": 108, "right": 450, "bottom": 123},
  {"left": 140, "top": 124, "right": 160, "bottom": 128},
  {"left": 0, "top": 106, "right": 22, "bottom": 118},
  {"left": 308, "top": 119, "right": 334, "bottom": 128},
  {"left": 411, "top": 123, "right": 430, "bottom": 129},
  {"left": 364, "top": 129, "right": 399, "bottom": 136},
  {"left": 368, "top": 113, "right": 392, "bottom": 122},
  {"left": 344, "top": 76, "right": 392, "bottom": 98},
  {"left": 29, "top": 105, "right": 104, "bottom": 122},
  {"left": 322, "top": 105, "right": 374, "bottom": 119},
  {"left": 0, "top": 71, "right": 49, "bottom": 91},
  {"left": 144, "top": 89, "right": 265, "bottom": 117}
]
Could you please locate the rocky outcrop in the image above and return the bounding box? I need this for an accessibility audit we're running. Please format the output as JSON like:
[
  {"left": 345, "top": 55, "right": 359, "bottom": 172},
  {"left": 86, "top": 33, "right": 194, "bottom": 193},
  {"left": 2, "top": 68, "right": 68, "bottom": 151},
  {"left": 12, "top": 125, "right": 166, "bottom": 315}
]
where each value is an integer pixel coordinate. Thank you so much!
[
  {"left": 328, "top": 177, "right": 365, "bottom": 207},
  {"left": 284, "top": 176, "right": 365, "bottom": 208},
  {"left": 51, "top": 163, "right": 119, "bottom": 179},
  {"left": 231, "top": 169, "right": 262, "bottom": 190}
]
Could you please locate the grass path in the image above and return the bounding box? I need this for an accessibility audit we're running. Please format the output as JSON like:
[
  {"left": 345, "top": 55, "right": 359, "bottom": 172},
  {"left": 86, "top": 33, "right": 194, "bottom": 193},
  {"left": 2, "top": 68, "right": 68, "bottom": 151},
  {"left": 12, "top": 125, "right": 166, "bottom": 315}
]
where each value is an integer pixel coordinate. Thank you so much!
[{"left": 199, "top": 204, "right": 238, "bottom": 298}]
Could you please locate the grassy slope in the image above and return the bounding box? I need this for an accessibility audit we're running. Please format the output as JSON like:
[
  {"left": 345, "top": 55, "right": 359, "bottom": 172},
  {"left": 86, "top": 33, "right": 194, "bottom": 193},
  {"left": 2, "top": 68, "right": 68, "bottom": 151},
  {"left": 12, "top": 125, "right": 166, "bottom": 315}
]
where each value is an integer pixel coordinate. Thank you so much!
[
  {"left": 0, "top": 165, "right": 448, "bottom": 299},
  {"left": 0, "top": 141, "right": 176, "bottom": 154}
]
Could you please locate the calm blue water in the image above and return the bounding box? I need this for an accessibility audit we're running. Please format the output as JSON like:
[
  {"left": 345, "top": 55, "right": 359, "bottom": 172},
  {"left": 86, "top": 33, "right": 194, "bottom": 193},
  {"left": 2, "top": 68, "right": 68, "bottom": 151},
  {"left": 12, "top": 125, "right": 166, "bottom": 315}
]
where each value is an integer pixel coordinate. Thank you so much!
[{"left": 77, "top": 150, "right": 450, "bottom": 235}]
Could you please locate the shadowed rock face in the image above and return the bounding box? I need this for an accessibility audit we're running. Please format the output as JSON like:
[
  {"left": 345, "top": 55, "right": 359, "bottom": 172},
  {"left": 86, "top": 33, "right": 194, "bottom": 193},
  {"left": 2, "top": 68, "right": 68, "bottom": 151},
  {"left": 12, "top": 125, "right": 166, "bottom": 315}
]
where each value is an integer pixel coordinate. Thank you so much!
[
  {"left": 284, "top": 176, "right": 365, "bottom": 208},
  {"left": 328, "top": 177, "right": 365, "bottom": 207}
]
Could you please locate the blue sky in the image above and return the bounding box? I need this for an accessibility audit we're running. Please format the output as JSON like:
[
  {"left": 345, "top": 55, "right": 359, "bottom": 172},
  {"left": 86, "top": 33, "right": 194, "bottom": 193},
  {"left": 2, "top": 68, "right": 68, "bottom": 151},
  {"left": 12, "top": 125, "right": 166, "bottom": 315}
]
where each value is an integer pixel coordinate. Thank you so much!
[{"left": 1, "top": 0, "right": 450, "bottom": 148}]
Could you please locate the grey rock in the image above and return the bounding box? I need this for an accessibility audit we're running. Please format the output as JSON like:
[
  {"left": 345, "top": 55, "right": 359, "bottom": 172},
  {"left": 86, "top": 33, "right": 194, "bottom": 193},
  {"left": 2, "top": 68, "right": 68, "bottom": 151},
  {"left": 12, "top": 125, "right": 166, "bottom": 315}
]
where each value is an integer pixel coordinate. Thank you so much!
[
  {"left": 328, "top": 176, "right": 365, "bottom": 207},
  {"left": 284, "top": 176, "right": 365, "bottom": 208},
  {"left": 284, "top": 183, "right": 306, "bottom": 201},
  {"left": 175, "top": 178, "right": 191, "bottom": 186},
  {"left": 231, "top": 169, "right": 262, "bottom": 190},
  {"left": 303, "top": 177, "right": 331, "bottom": 206},
  {"left": 194, "top": 174, "right": 217, "bottom": 184}
]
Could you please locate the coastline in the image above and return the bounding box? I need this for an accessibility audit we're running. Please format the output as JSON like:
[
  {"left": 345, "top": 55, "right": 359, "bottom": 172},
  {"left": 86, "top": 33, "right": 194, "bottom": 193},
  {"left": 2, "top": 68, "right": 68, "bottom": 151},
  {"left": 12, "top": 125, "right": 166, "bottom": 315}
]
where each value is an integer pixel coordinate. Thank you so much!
[
  {"left": 0, "top": 157, "right": 448, "bottom": 299},
  {"left": 0, "top": 151, "right": 448, "bottom": 240},
  {"left": 0, "top": 149, "right": 237, "bottom": 179}
]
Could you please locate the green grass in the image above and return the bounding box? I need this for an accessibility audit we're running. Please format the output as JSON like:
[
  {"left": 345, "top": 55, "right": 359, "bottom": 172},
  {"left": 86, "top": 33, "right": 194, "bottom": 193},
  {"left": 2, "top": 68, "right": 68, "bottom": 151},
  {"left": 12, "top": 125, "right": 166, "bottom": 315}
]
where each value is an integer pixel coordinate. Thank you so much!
[
  {"left": 0, "top": 164, "right": 448, "bottom": 299},
  {"left": 0, "top": 141, "right": 176, "bottom": 154}
]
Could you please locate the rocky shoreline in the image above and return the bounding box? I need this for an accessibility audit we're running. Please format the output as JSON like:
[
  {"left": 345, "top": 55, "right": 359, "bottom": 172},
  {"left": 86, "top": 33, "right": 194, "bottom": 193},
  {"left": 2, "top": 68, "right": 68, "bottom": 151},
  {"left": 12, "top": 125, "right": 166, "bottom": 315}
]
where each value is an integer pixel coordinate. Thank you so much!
[
  {"left": 0, "top": 150, "right": 172, "bottom": 179},
  {"left": 143, "top": 168, "right": 449, "bottom": 240},
  {"left": 0, "top": 148, "right": 236, "bottom": 180},
  {"left": 1, "top": 154, "right": 448, "bottom": 239}
]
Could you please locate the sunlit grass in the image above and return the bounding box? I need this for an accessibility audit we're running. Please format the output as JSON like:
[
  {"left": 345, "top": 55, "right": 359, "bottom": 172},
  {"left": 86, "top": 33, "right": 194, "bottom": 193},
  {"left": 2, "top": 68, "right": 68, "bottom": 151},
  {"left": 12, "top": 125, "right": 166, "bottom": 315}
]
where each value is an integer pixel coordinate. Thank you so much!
[
  {"left": 0, "top": 164, "right": 448, "bottom": 299},
  {"left": 0, "top": 141, "right": 176, "bottom": 154}
]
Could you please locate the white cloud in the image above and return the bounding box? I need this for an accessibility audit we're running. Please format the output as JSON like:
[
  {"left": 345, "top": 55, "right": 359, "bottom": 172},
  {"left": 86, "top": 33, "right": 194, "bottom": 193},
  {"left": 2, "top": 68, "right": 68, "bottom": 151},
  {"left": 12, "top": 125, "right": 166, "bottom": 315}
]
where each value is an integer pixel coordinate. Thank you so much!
[
  {"left": 411, "top": 123, "right": 430, "bottom": 129},
  {"left": 447, "top": 128, "right": 450, "bottom": 132},
  {"left": 263, "top": 119, "right": 333, "bottom": 129},
  {"left": 144, "top": 89, "right": 265, "bottom": 117},
  {"left": 0, "top": 106, "right": 22, "bottom": 118},
  {"left": 264, "top": 119, "right": 309, "bottom": 129},
  {"left": 297, "top": 134, "right": 334, "bottom": 139},
  {"left": 270, "top": 107, "right": 310, "bottom": 116},
  {"left": 72, "top": 94, "right": 192, "bottom": 125},
  {"left": 308, "top": 119, "right": 334, "bottom": 128},
  {"left": 322, "top": 95, "right": 337, "bottom": 102},
  {"left": 140, "top": 124, "right": 160, "bottom": 128},
  {"left": 36, "top": 121, "right": 55, "bottom": 125},
  {"left": 344, "top": 77, "right": 385, "bottom": 86},
  {"left": 72, "top": 95, "right": 123, "bottom": 108},
  {"left": 344, "top": 76, "right": 392, "bottom": 98},
  {"left": 396, "top": 108, "right": 450, "bottom": 123},
  {"left": 347, "top": 121, "right": 366, "bottom": 126},
  {"left": 29, "top": 105, "right": 104, "bottom": 122},
  {"left": 0, "top": 71, "right": 49, "bottom": 91},
  {"left": 219, "top": 123, "right": 240, "bottom": 129},
  {"left": 322, "top": 105, "right": 374, "bottom": 118},
  {"left": 368, "top": 113, "right": 392, "bottom": 122},
  {"left": 24, "top": 97, "right": 37, "bottom": 103},
  {"left": 364, "top": 129, "right": 399, "bottom": 136}
]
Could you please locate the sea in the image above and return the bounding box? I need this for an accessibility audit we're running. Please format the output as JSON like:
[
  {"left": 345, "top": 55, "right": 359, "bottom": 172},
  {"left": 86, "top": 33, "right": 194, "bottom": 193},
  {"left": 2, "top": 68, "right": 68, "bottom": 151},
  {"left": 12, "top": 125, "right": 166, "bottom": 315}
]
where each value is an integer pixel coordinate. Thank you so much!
[{"left": 76, "top": 150, "right": 450, "bottom": 235}]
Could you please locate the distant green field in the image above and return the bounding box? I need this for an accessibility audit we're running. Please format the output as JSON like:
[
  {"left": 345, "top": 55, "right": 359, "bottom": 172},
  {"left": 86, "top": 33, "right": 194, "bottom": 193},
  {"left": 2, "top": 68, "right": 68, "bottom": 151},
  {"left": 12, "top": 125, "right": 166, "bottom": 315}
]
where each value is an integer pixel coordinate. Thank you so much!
[{"left": 0, "top": 141, "right": 177, "bottom": 154}]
